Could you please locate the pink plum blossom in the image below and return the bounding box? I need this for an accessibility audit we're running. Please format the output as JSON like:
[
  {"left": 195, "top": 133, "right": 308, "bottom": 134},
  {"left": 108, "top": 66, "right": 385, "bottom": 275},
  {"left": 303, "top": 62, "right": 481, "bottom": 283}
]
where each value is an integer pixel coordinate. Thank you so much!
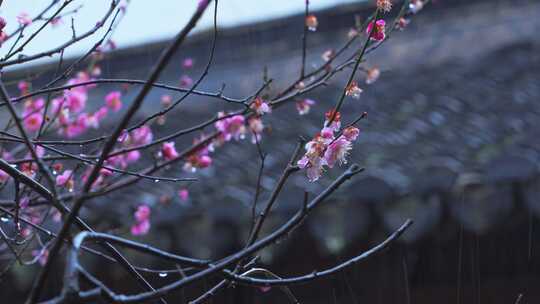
[
  {"left": 324, "top": 137, "right": 352, "bottom": 168},
  {"left": 16, "top": 12, "right": 32, "bottom": 26},
  {"left": 215, "top": 112, "right": 246, "bottom": 142},
  {"left": 296, "top": 98, "right": 315, "bottom": 115},
  {"left": 64, "top": 90, "right": 87, "bottom": 113},
  {"left": 366, "top": 19, "right": 386, "bottom": 41},
  {"left": 56, "top": 170, "right": 75, "bottom": 191},
  {"left": 131, "top": 205, "right": 151, "bottom": 236},
  {"left": 248, "top": 117, "right": 265, "bottom": 144},
  {"left": 343, "top": 126, "right": 360, "bottom": 141},
  {"left": 131, "top": 126, "right": 153, "bottom": 145},
  {"left": 24, "top": 113, "right": 43, "bottom": 132},
  {"left": 105, "top": 91, "right": 122, "bottom": 112},
  {"left": 250, "top": 97, "right": 271, "bottom": 115},
  {"left": 366, "top": 67, "right": 381, "bottom": 84},
  {"left": 162, "top": 142, "right": 179, "bottom": 160},
  {"left": 345, "top": 81, "right": 363, "bottom": 99}
]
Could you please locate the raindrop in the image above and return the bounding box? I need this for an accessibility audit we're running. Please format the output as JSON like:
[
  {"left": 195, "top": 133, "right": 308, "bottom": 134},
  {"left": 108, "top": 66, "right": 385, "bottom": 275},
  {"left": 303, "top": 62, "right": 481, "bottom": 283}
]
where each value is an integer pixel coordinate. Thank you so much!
[
  {"left": 52, "top": 170, "right": 57, "bottom": 175},
  {"left": 0, "top": 217, "right": 9, "bottom": 223},
  {"left": 154, "top": 179, "right": 160, "bottom": 183},
  {"left": 159, "top": 272, "right": 168, "bottom": 278}
]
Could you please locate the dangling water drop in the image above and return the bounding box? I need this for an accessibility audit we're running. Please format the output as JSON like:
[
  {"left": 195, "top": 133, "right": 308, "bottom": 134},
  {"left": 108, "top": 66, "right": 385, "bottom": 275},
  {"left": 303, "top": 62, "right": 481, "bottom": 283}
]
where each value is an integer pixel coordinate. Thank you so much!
[
  {"left": 154, "top": 179, "right": 159, "bottom": 183},
  {"left": 0, "top": 217, "right": 9, "bottom": 223},
  {"left": 159, "top": 272, "right": 168, "bottom": 278}
]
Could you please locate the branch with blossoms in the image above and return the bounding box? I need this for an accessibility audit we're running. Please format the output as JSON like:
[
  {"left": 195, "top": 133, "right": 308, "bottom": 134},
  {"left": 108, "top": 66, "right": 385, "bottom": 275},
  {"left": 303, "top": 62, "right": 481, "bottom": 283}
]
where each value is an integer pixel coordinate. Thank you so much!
[{"left": 0, "top": 0, "right": 431, "bottom": 303}]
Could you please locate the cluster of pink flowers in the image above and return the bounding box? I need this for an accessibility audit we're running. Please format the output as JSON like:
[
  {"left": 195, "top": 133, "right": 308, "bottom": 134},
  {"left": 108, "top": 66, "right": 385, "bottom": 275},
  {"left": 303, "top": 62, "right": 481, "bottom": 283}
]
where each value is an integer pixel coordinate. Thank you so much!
[
  {"left": 297, "top": 110, "right": 360, "bottom": 181},
  {"left": 366, "top": 19, "right": 386, "bottom": 41},
  {"left": 131, "top": 204, "right": 151, "bottom": 236},
  {"left": 46, "top": 72, "right": 112, "bottom": 138},
  {"left": 106, "top": 125, "right": 154, "bottom": 169}
]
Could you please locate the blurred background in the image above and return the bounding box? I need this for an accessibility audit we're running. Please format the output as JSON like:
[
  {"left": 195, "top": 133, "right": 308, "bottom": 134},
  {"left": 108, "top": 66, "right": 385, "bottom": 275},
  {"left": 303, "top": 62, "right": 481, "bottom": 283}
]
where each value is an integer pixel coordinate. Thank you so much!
[{"left": 1, "top": 0, "right": 540, "bottom": 303}]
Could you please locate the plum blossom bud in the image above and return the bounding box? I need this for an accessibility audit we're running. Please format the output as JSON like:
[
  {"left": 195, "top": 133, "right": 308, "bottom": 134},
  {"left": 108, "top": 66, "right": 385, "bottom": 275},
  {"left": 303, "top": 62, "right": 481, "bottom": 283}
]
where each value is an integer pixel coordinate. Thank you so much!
[
  {"left": 131, "top": 204, "right": 151, "bottom": 236},
  {"left": 161, "top": 94, "right": 172, "bottom": 107},
  {"left": 162, "top": 142, "right": 179, "bottom": 160},
  {"left": 366, "top": 19, "right": 386, "bottom": 41},
  {"left": 134, "top": 205, "right": 150, "bottom": 222},
  {"left": 51, "top": 17, "right": 63, "bottom": 27},
  {"left": 18, "top": 81, "right": 29, "bottom": 94},
  {"left": 16, "top": 12, "right": 32, "bottom": 26},
  {"left": 105, "top": 91, "right": 122, "bottom": 112},
  {"left": 91, "top": 66, "right": 102, "bottom": 76},
  {"left": 345, "top": 81, "right": 363, "bottom": 99},
  {"left": 182, "top": 58, "right": 194, "bottom": 69},
  {"left": 305, "top": 14, "right": 318, "bottom": 31},
  {"left": 366, "top": 67, "right": 381, "bottom": 84},
  {"left": 178, "top": 189, "right": 189, "bottom": 201},
  {"left": 376, "top": 0, "right": 392, "bottom": 12},
  {"left": 179, "top": 75, "right": 193, "bottom": 87}
]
